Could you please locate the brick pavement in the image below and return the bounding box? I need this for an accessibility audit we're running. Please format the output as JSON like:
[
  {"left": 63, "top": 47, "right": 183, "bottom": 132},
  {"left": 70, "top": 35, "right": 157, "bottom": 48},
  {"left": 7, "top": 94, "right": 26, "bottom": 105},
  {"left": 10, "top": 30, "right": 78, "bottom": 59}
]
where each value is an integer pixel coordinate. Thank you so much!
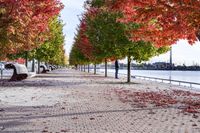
[{"left": 0, "top": 69, "right": 200, "bottom": 133}]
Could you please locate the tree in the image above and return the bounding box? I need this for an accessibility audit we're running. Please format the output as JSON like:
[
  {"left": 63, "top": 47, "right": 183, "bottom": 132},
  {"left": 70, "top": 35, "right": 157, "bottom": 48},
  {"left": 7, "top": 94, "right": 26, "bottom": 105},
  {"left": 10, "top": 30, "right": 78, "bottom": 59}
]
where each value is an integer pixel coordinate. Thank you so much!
[
  {"left": 69, "top": 0, "right": 169, "bottom": 82},
  {"left": 0, "top": 0, "right": 63, "bottom": 59},
  {"left": 125, "top": 41, "right": 169, "bottom": 82},
  {"left": 8, "top": 16, "right": 67, "bottom": 72},
  {"left": 84, "top": 0, "right": 169, "bottom": 82},
  {"left": 33, "top": 16, "right": 66, "bottom": 65},
  {"left": 107, "top": 0, "right": 200, "bottom": 46},
  {"left": 69, "top": 43, "right": 90, "bottom": 67},
  {"left": 73, "top": 16, "right": 104, "bottom": 74},
  {"left": 85, "top": 9, "right": 129, "bottom": 77},
  {"left": 76, "top": 19, "right": 96, "bottom": 62}
]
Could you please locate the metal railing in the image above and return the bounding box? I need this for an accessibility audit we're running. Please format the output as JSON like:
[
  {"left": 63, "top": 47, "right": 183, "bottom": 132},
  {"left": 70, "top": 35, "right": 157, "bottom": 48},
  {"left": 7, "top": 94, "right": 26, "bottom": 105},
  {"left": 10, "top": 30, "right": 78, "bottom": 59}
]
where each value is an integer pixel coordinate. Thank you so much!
[
  {"left": 84, "top": 69, "right": 200, "bottom": 89},
  {"left": 132, "top": 75, "right": 200, "bottom": 89}
]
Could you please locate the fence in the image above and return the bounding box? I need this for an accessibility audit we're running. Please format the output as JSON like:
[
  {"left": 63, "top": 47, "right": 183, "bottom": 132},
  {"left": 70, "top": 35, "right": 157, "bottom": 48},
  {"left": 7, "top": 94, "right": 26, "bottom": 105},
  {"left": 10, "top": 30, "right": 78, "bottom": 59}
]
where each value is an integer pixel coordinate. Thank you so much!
[
  {"left": 97, "top": 70, "right": 200, "bottom": 89},
  {"left": 132, "top": 75, "right": 200, "bottom": 89}
]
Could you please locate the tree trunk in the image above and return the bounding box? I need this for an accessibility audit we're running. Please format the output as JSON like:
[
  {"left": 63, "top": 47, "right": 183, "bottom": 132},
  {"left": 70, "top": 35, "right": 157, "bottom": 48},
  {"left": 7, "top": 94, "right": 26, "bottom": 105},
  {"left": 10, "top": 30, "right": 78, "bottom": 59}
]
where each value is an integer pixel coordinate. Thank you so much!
[
  {"left": 127, "top": 55, "right": 131, "bottom": 83},
  {"left": 38, "top": 60, "right": 40, "bottom": 74},
  {"left": 84, "top": 65, "right": 86, "bottom": 72},
  {"left": 32, "top": 59, "right": 35, "bottom": 72},
  {"left": 105, "top": 59, "right": 107, "bottom": 77},
  {"left": 25, "top": 52, "right": 28, "bottom": 68},
  {"left": 94, "top": 64, "right": 96, "bottom": 74},
  {"left": 88, "top": 64, "right": 90, "bottom": 73}
]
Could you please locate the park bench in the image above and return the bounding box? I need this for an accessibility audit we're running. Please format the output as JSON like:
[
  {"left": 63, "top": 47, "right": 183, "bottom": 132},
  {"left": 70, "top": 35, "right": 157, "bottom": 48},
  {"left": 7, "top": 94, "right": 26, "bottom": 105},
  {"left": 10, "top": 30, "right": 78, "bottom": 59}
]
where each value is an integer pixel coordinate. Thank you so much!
[
  {"left": 5, "top": 63, "right": 28, "bottom": 81},
  {"left": 40, "top": 64, "right": 50, "bottom": 73}
]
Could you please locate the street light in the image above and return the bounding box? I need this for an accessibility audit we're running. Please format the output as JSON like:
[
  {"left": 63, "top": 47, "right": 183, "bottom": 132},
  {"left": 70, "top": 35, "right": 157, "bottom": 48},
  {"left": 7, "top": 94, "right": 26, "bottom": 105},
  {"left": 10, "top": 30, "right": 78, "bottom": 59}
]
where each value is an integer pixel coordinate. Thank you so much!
[{"left": 170, "top": 46, "right": 172, "bottom": 70}]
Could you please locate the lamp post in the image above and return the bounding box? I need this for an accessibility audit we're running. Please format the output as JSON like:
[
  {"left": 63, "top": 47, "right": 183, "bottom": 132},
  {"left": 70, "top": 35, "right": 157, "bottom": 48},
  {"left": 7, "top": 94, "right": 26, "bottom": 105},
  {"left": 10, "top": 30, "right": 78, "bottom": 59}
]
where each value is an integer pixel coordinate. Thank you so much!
[
  {"left": 170, "top": 47, "right": 173, "bottom": 70},
  {"left": 169, "top": 47, "right": 172, "bottom": 82}
]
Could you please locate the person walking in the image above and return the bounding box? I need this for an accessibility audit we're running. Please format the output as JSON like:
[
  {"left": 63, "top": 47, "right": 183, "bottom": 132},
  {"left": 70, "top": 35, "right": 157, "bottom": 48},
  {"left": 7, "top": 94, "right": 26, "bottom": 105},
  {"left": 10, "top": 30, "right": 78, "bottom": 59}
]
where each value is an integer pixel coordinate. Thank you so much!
[{"left": 115, "top": 60, "right": 119, "bottom": 79}]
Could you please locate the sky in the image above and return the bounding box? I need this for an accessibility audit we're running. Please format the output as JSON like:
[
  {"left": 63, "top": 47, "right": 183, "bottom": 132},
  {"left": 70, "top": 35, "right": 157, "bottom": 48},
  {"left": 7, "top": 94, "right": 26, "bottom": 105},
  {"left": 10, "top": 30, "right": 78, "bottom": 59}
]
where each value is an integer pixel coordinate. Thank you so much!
[
  {"left": 61, "top": 0, "right": 85, "bottom": 57},
  {"left": 61, "top": 0, "right": 200, "bottom": 66}
]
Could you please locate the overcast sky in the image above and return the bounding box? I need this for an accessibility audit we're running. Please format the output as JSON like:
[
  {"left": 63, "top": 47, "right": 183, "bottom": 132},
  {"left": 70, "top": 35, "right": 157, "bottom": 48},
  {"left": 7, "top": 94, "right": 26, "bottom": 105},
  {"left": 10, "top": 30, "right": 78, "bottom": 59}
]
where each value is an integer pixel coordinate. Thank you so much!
[{"left": 61, "top": 0, "right": 200, "bottom": 66}]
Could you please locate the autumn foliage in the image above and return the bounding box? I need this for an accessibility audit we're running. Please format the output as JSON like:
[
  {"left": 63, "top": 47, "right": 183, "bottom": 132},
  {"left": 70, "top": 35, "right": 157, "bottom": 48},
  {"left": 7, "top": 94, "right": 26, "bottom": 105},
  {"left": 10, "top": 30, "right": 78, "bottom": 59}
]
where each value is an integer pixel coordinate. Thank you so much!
[
  {"left": 70, "top": 0, "right": 200, "bottom": 83},
  {"left": 70, "top": 0, "right": 169, "bottom": 66},
  {"left": 107, "top": 0, "right": 200, "bottom": 47},
  {"left": 114, "top": 89, "right": 200, "bottom": 113},
  {"left": 76, "top": 18, "right": 95, "bottom": 60},
  {"left": 0, "top": 0, "right": 63, "bottom": 59}
]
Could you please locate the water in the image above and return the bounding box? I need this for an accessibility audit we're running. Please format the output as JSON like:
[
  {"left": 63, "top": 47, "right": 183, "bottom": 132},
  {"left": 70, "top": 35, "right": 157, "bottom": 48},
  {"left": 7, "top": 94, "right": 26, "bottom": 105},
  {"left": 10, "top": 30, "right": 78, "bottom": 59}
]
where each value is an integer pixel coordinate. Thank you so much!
[{"left": 98, "top": 69, "right": 200, "bottom": 89}]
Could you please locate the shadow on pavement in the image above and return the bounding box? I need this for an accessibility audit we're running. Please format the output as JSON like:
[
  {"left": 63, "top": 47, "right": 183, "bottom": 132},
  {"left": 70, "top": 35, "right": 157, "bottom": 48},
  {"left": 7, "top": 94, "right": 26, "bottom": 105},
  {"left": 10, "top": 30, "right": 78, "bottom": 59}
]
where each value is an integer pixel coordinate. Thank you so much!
[
  {"left": 96, "top": 81, "right": 140, "bottom": 85},
  {"left": 1, "top": 105, "right": 173, "bottom": 122},
  {"left": 0, "top": 80, "right": 86, "bottom": 87}
]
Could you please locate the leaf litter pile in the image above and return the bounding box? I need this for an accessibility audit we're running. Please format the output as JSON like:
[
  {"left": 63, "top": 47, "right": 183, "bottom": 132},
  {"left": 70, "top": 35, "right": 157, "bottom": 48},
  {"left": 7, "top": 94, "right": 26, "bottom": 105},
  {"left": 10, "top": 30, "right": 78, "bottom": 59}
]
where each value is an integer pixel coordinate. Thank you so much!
[{"left": 114, "top": 89, "right": 200, "bottom": 113}]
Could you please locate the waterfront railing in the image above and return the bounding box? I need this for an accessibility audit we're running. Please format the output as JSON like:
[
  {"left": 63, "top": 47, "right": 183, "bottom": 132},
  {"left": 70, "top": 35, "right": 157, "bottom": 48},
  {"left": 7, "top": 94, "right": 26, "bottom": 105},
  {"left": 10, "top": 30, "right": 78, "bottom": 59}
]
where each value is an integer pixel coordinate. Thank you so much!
[
  {"left": 97, "top": 70, "right": 200, "bottom": 89},
  {"left": 132, "top": 75, "right": 200, "bottom": 89}
]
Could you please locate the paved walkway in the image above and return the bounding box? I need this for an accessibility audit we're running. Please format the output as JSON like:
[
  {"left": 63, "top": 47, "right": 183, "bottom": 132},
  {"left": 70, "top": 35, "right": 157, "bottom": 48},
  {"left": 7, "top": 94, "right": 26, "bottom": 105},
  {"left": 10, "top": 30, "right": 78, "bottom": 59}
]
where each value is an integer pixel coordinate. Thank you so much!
[{"left": 0, "top": 69, "right": 200, "bottom": 133}]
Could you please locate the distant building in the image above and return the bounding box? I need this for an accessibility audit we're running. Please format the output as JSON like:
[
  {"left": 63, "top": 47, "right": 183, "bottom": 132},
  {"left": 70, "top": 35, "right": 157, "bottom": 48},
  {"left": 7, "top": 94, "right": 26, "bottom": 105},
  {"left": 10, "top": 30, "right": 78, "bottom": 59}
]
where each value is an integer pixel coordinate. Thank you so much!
[{"left": 152, "top": 62, "right": 174, "bottom": 70}]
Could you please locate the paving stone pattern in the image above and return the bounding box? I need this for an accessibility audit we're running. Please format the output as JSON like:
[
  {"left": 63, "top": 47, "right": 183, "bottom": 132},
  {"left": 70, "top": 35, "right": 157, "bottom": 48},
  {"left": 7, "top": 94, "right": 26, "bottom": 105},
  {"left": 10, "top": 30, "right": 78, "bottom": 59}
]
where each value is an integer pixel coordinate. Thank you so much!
[{"left": 0, "top": 69, "right": 200, "bottom": 133}]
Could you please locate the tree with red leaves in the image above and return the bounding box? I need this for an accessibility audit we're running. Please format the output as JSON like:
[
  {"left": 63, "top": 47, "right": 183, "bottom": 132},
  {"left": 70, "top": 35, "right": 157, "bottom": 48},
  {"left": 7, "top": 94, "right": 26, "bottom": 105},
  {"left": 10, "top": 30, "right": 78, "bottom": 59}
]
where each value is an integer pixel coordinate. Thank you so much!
[
  {"left": 76, "top": 18, "right": 96, "bottom": 62},
  {"left": 0, "top": 0, "right": 63, "bottom": 59},
  {"left": 70, "top": 17, "right": 101, "bottom": 74},
  {"left": 69, "top": 0, "right": 169, "bottom": 82},
  {"left": 81, "top": 0, "right": 169, "bottom": 81},
  {"left": 107, "top": 0, "right": 200, "bottom": 47}
]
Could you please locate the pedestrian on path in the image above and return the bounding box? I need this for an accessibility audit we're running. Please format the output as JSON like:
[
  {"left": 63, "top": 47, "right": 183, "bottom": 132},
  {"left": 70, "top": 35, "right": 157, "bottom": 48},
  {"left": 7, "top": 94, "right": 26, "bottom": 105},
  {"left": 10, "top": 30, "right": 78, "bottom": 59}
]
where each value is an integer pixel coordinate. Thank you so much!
[{"left": 115, "top": 60, "right": 119, "bottom": 79}]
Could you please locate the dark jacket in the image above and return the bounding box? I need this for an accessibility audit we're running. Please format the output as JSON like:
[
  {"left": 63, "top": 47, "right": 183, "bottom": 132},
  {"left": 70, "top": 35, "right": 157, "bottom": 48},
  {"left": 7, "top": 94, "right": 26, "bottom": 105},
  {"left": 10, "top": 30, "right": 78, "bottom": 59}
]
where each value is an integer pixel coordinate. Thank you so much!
[{"left": 115, "top": 60, "right": 119, "bottom": 69}]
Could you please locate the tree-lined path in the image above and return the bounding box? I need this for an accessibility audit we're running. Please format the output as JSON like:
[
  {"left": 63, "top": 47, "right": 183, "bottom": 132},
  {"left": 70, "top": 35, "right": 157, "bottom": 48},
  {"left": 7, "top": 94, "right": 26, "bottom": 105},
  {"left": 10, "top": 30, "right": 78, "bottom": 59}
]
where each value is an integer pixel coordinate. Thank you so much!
[
  {"left": 1, "top": 0, "right": 200, "bottom": 132},
  {"left": 0, "top": 69, "right": 200, "bottom": 133}
]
